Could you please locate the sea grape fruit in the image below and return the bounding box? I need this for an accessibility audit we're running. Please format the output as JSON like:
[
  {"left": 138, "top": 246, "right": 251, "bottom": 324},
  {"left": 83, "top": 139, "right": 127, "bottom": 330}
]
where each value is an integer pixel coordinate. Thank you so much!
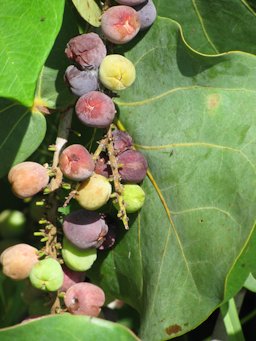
[
  {"left": 134, "top": 0, "right": 157, "bottom": 30},
  {"left": 63, "top": 209, "right": 108, "bottom": 249},
  {"left": 8, "top": 162, "right": 49, "bottom": 199},
  {"left": 116, "top": 0, "right": 146, "bottom": 4},
  {"left": 0, "top": 210, "right": 25, "bottom": 238},
  {"left": 98, "top": 218, "right": 117, "bottom": 250},
  {"left": 65, "top": 32, "right": 107, "bottom": 69},
  {"left": 76, "top": 174, "right": 112, "bottom": 210},
  {"left": 59, "top": 144, "right": 95, "bottom": 182},
  {"left": 75, "top": 91, "right": 116, "bottom": 128},
  {"left": 94, "top": 152, "right": 112, "bottom": 178},
  {"left": 61, "top": 265, "right": 86, "bottom": 292},
  {"left": 64, "top": 65, "right": 98, "bottom": 97},
  {"left": 112, "top": 129, "right": 133, "bottom": 154},
  {"left": 64, "top": 282, "right": 105, "bottom": 316},
  {"left": 99, "top": 54, "right": 136, "bottom": 91},
  {"left": 117, "top": 150, "right": 148, "bottom": 183},
  {"left": 114, "top": 184, "right": 145, "bottom": 213},
  {"left": 101, "top": 5, "right": 140, "bottom": 44},
  {"left": 0, "top": 243, "right": 39, "bottom": 280},
  {"left": 29, "top": 258, "right": 64, "bottom": 292},
  {"left": 62, "top": 237, "right": 97, "bottom": 272}
]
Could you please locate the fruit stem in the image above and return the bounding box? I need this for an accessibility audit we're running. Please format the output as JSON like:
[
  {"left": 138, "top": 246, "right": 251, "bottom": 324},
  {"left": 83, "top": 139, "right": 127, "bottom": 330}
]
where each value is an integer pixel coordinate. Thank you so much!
[
  {"left": 48, "top": 108, "right": 73, "bottom": 192},
  {"left": 106, "top": 124, "right": 129, "bottom": 230},
  {"left": 93, "top": 135, "right": 109, "bottom": 161}
]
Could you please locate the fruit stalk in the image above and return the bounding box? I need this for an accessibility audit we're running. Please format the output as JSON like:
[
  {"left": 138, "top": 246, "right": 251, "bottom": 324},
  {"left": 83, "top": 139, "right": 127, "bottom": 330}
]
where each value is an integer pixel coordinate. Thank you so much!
[
  {"left": 107, "top": 125, "right": 129, "bottom": 229},
  {"left": 49, "top": 108, "right": 73, "bottom": 192}
]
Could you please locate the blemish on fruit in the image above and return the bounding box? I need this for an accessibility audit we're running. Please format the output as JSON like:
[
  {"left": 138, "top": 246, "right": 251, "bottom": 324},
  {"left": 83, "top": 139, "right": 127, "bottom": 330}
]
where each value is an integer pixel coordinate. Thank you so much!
[
  {"left": 207, "top": 94, "right": 220, "bottom": 111},
  {"left": 165, "top": 324, "right": 182, "bottom": 335}
]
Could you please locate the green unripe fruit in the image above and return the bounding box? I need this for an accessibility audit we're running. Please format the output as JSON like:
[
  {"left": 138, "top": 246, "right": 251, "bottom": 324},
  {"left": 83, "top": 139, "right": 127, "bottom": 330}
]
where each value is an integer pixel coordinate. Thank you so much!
[
  {"left": 75, "top": 173, "right": 112, "bottom": 210},
  {"left": 29, "top": 258, "right": 64, "bottom": 292},
  {"left": 114, "top": 184, "right": 145, "bottom": 213},
  {"left": 62, "top": 237, "right": 97, "bottom": 272},
  {"left": 0, "top": 210, "right": 25, "bottom": 238},
  {"left": 99, "top": 54, "right": 136, "bottom": 91}
]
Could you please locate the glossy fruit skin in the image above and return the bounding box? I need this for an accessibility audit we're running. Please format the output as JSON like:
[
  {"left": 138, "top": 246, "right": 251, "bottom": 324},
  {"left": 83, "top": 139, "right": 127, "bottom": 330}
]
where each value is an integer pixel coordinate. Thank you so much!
[
  {"left": 101, "top": 5, "right": 140, "bottom": 44},
  {"left": 64, "top": 65, "right": 98, "bottom": 97},
  {"left": 114, "top": 184, "right": 145, "bottom": 213},
  {"left": 59, "top": 144, "right": 95, "bottom": 182},
  {"left": 117, "top": 150, "right": 148, "bottom": 183},
  {"left": 116, "top": 0, "right": 146, "bottom": 4},
  {"left": 65, "top": 32, "right": 107, "bottom": 69},
  {"left": 112, "top": 129, "right": 133, "bottom": 154},
  {"left": 75, "top": 91, "right": 116, "bottom": 128},
  {"left": 134, "top": 0, "right": 157, "bottom": 30},
  {"left": 64, "top": 282, "right": 105, "bottom": 316},
  {"left": 63, "top": 209, "right": 108, "bottom": 249},
  {"left": 62, "top": 237, "right": 97, "bottom": 272},
  {"left": 8, "top": 162, "right": 49, "bottom": 199},
  {"left": 29, "top": 258, "right": 64, "bottom": 292},
  {"left": 76, "top": 174, "right": 112, "bottom": 211},
  {"left": 0, "top": 243, "right": 39, "bottom": 280},
  {"left": 99, "top": 54, "right": 136, "bottom": 91}
]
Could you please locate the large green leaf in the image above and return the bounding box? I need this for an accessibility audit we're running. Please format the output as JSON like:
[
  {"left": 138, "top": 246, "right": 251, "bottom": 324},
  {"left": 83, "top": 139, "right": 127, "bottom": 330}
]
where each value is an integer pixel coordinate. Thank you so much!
[
  {"left": 89, "top": 18, "right": 256, "bottom": 340},
  {"left": 0, "top": 99, "right": 46, "bottom": 177},
  {"left": 0, "top": 0, "right": 65, "bottom": 106},
  {"left": 34, "top": 1, "right": 79, "bottom": 110},
  {"left": 155, "top": 0, "right": 256, "bottom": 54},
  {"left": 0, "top": 314, "right": 140, "bottom": 341}
]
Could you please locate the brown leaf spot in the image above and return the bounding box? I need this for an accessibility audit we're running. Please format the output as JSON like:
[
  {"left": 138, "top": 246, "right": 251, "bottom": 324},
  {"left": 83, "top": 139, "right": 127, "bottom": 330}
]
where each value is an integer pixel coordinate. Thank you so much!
[
  {"left": 207, "top": 94, "right": 220, "bottom": 110},
  {"left": 165, "top": 324, "right": 182, "bottom": 335}
]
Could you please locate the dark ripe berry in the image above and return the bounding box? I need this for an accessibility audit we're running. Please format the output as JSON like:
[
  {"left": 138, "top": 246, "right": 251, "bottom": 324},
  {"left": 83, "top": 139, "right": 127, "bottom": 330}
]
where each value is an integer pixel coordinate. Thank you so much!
[
  {"left": 134, "top": 0, "right": 157, "bottom": 30},
  {"left": 63, "top": 209, "right": 108, "bottom": 249},
  {"left": 75, "top": 91, "right": 116, "bottom": 128},
  {"left": 98, "top": 218, "right": 117, "bottom": 250},
  {"left": 64, "top": 65, "right": 98, "bottom": 97},
  {"left": 64, "top": 282, "right": 105, "bottom": 316},
  {"left": 59, "top": 144, "right": 95, "bottom": 182},
  {"left": 112, "top": 129, "right": 133, "bottom": 155},
  {"left": 101, "top": 6, "right": 141, "bottom": 44},
  {"left": 94, "top": 152, "right": 112, "bottom": 178},
  {"left": 8, "top": 162, "right": 49, "bottom": 199},
  {"left": 116, "top": 0, "right": 146, "bottom": 4},
  {"left": 61, "top": 265, "right": 86, "bottom": 292},
  {"left": 65, "top": 32, "right": 107, "bottom": 69},
  {"left": 117, "top": 150, "right": 148, "bottom": 183}
]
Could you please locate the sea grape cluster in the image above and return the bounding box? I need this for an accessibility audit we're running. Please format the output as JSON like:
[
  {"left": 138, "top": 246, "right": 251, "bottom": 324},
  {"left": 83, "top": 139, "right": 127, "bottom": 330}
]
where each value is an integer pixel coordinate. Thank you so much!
[{"left": 0, "top": 0, "right": 157, "bottom": 322}]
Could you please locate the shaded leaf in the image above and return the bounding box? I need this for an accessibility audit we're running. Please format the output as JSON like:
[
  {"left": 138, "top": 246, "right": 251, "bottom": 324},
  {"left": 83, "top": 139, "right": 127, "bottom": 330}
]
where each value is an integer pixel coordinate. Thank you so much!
[
  {"left": 155, "top": 0, "right": 256, "bottom": 54},
  {"left": 72, "top": 0, "right": 102, "bottom": 27},
  {"left": 89, "top": 18, "right": 256, "bottom": 340},
  {"left": 0, "top": 99, "right": 46, "bottom": 178},
  {"left": 0, "top": 314, "right": 140, "bottom": 341},
  {"left": 0, "top": 0, "right": 65, "bottom": 106},
  {"left": 34, "top": 2, "right": 79, "bottom": 110}
]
